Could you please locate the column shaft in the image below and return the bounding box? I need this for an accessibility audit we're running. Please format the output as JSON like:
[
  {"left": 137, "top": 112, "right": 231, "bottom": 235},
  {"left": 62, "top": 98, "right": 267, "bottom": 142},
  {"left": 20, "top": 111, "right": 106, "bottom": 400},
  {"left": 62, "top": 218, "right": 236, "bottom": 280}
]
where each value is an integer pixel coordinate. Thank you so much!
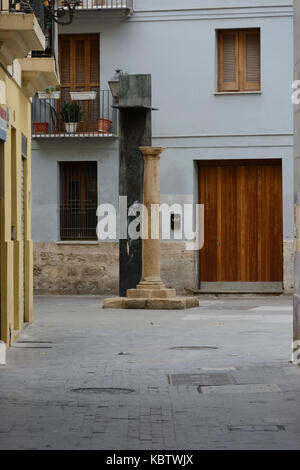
[{"left": 139, "top": 147, "right": 165, "bottom": 283}]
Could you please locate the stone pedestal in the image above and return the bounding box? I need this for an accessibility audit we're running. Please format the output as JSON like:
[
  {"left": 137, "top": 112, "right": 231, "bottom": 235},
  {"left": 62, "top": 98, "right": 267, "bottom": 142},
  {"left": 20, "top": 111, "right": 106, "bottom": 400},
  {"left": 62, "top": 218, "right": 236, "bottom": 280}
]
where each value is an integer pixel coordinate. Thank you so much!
[
  {"left": 117, "top": 75, "right": 153, "bottom": 297},
  {"left": 103, "top": 147, "right": 199, "bottom": 310}
]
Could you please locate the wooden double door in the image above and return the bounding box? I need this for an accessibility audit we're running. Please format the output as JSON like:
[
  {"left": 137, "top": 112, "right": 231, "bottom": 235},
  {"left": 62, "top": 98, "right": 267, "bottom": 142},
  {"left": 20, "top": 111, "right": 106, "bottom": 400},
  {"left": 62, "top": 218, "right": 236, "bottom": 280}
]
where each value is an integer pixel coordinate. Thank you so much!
[{"left": 199, "top": 160, "right": 283, "bottom": 290}]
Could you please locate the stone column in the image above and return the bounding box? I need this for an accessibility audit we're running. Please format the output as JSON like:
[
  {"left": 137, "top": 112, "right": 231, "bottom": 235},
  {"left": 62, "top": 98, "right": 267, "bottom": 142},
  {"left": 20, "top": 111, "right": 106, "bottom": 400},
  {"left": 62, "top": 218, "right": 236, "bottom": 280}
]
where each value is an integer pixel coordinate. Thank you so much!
[
  {"left": 139, "top": 147, "right": 165, "bottom": 288},
  {"left": 102, "top": 146, "right": 199, "bottom": 309}
]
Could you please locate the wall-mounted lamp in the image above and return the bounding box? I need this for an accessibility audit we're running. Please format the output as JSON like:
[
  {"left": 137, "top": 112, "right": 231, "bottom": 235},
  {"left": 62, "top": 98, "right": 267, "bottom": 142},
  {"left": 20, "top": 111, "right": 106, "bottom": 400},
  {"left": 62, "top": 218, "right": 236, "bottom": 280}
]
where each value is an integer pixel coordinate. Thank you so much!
[
  {"left": 44, "top": 0, "right": 81, "bottom": 25},
  {"left": 108, "top": 69, "right": 122, "bottom": 103}
]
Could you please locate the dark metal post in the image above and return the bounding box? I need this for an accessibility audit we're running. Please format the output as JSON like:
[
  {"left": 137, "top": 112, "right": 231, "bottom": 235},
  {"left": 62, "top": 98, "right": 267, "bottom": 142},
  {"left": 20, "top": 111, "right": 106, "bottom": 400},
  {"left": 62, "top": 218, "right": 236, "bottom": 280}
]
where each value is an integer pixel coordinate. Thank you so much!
[{"left": 116, "top": 74, "right": 153, "bottom": 297}]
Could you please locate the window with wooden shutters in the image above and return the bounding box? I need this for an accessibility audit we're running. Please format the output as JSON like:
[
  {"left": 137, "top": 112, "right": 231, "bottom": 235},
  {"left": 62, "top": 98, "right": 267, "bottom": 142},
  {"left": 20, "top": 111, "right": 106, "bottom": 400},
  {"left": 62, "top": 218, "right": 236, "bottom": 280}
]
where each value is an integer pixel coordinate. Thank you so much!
[
  {"left": 218, "top": 29, "right": 260, "bottom": 92},
  {"left": 58, "top": 34, "right": 100, "bottom": 131}
]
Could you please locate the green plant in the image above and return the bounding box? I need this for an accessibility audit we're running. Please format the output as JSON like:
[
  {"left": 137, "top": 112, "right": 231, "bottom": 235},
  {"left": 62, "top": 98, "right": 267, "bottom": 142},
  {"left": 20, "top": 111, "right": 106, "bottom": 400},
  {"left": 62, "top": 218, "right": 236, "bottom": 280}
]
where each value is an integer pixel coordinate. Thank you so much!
[
  {"left": 45, "top": 85, "right": 61, "bottom": 94},
  {"left": 60, "top": 101, "right": 83, "bottom": 123}
]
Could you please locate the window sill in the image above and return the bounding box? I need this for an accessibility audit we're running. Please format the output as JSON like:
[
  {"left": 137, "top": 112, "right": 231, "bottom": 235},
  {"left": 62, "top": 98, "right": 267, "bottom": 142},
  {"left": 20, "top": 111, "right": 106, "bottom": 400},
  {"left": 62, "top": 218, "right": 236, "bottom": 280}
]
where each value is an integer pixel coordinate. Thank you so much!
[{"left": 214, "top": 91, "right": 262, "bottom": 95}]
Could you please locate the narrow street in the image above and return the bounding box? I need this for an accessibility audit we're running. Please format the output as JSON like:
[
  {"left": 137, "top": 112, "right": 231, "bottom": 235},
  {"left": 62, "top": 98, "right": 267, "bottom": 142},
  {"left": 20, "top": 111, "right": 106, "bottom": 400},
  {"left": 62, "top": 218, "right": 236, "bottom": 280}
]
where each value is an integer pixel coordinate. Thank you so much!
[{"left": 0, "top": 296, "right": 299, "bottom": 450}]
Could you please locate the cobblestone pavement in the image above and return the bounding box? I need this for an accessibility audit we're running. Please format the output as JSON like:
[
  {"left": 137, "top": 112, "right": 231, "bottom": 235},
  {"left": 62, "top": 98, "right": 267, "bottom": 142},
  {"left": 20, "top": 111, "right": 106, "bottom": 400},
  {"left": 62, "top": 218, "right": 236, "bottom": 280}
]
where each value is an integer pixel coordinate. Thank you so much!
[{"left": 0, "top": 295, "right": 299, "bottom": 450}]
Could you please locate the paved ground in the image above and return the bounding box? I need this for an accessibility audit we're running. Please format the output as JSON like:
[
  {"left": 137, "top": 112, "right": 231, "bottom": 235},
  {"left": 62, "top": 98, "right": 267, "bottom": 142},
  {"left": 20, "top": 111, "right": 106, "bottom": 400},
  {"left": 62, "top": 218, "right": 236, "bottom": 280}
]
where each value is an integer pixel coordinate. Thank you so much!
[{"left": 0, "top": 295, "right": 299, "bottom": 450}]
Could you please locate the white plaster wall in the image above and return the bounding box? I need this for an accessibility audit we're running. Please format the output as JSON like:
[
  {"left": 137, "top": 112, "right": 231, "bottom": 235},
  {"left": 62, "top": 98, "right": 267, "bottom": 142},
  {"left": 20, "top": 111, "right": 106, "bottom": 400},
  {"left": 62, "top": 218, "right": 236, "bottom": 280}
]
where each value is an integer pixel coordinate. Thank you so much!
[{"left": 32, "top": 0, "right": 294, "bottom": 276}]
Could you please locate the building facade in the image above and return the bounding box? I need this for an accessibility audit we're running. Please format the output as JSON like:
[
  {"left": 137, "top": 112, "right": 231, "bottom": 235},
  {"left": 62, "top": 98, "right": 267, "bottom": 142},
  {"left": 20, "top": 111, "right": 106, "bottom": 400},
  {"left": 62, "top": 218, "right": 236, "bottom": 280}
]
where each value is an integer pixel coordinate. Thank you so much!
[
  {"left": 32, "top": 0, "right": 294, "bottom": 296},
  {"left": 294, "top": 0, "right": 300, "bottom": 343},
  {"left": 0, "top": 0, "right": 58, "bottom": 348}
]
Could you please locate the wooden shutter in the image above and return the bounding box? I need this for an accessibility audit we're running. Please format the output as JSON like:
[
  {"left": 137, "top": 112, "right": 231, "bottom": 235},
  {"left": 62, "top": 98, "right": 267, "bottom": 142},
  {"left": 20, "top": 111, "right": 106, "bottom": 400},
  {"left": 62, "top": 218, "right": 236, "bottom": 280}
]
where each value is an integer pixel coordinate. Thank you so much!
[
  {"left": 75, "top": 39, "right": 85, "bottom": 85},
  {"left": 218, "top": 29, "right": 261, "bottom": 92},
  {"left": 218, "top": 30, "right": 239, "bottom": 91},
  {"left": 242, "top": 30, "right": 261, "bottom": 91},
  {"left": 59, "top": 34, "right": 100, "bottom": 91},
  {"left": 59, "top": 34, "right": 100, "bottom": 131},
  {"left": 60, "top": 39, "right": 71, "bottom": 83}
]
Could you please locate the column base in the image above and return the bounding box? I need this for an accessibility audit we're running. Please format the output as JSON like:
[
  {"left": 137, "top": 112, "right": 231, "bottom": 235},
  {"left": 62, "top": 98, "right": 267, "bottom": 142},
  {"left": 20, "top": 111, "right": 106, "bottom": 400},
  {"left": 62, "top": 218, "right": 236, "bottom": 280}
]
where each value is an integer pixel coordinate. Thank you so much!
[
  {"left": 103, "top": 277, "right": 199, "bottom": 309},
  {"left": 103, "top": 296, "right": 199, "bottom": 310},
  {"left": 127, "top": 287, "right": 176, "bottom": 299}
]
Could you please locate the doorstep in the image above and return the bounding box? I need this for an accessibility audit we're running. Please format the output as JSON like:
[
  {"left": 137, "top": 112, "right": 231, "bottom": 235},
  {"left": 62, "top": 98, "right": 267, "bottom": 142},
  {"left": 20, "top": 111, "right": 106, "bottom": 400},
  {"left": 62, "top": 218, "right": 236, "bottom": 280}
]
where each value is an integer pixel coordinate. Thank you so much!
[{"left": 196, "top": 282, "right": 284, "bottom": 294}]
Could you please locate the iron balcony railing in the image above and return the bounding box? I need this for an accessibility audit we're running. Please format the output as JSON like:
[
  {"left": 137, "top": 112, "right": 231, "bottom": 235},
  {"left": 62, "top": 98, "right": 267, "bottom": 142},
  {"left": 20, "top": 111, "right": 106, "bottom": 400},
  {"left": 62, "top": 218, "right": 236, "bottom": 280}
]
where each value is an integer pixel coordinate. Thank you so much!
[
  {"left": 0, "top": 1, "right": 46, "bottom": 33},
  {"left": 32, "top": 90, "right": 116, "bottom": 137},
  {"left": 58, "top": 0, "right": 133, "bottom": 11}
]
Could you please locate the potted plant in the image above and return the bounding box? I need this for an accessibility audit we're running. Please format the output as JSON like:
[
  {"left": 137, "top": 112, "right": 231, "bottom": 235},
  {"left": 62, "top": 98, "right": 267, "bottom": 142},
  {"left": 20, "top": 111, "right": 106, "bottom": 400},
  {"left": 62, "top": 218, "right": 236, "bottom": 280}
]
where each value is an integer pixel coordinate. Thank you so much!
[
  {"left": 98, "top": 118, "right": 112, "bottom": 133},
  {"left": 38, "top": 85, "right": 61, "bottom": 100},
  {"left": 32, "top": 121, "right": 48, "bottom": 134},
  {"left": 60, "top": 101, "right": 83, "bottom": 134}
]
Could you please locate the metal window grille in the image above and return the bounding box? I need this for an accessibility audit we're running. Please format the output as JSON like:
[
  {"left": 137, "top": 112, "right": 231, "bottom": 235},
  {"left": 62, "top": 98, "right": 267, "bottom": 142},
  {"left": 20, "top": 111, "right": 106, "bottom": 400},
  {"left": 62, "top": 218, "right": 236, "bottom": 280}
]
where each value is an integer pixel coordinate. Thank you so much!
[{"left": 59, "top": 162, "right": 98, "bottom": 240}]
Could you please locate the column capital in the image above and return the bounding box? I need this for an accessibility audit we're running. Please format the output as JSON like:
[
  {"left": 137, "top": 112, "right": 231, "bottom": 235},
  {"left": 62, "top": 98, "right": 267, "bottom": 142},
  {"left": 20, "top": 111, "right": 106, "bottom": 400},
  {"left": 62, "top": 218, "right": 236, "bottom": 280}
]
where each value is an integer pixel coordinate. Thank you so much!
[{"left": 139, "top": 147, "right": 166, "bottom": 158}]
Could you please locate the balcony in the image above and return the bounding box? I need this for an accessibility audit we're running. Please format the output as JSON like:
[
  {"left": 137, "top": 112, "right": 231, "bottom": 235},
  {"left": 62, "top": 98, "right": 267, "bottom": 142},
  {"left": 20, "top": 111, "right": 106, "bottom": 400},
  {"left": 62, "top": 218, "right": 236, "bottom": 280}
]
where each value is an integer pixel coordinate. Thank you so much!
[
  {"left": 0, "top": 0, "right": 45, "bottom": 66},
  {"left": 32, "top": 90, "right": 116, "bottom": 138},
  {"left": 58, "top": 0, "right": 133, "bottom": 15},
  {"left": 20, "top": 57, "right": 59, "bottom": 99}
]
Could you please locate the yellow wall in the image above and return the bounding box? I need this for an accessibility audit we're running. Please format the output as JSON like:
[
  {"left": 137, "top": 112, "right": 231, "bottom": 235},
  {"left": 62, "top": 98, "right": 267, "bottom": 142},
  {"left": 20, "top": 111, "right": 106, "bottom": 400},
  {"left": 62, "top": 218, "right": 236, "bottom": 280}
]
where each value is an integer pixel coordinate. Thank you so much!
[{"left": 0, "top": 67, "right": 33, "bottom": 345}]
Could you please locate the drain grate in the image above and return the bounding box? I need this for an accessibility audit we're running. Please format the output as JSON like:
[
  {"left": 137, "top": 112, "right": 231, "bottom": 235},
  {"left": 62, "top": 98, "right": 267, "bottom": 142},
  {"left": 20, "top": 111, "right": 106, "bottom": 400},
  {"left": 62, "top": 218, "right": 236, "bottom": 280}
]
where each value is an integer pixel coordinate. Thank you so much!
[
  {"left": 13, "top": 346, "right": 53, "bottom": 349},
  {"left": 70, "top": 387, "right": 135, "bottom": 395},
  {"left": 199, "top": 384, "right": 282, "bottom": 395},
  {"left": 228, "top": 425, "right": 286, "bottom": 432},
  {"left": 16, "top": 341, "right": 53, "bottom": 344},
  {"left": 14, "top": 341, "right": 53, "bottom": 349},
  {"left": 170, "top": 346, "right": 219, "bottom": 351},
  {"left": 168, "top": 373, "right": 235, "bottom": 386}
]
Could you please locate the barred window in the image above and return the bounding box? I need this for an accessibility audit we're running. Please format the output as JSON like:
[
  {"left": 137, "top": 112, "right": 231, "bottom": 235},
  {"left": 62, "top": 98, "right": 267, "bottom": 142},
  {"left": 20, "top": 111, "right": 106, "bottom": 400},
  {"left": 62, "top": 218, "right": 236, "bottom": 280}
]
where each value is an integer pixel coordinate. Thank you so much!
[{"left": 59, "top": 162, "right": 98, "bottom": 240}]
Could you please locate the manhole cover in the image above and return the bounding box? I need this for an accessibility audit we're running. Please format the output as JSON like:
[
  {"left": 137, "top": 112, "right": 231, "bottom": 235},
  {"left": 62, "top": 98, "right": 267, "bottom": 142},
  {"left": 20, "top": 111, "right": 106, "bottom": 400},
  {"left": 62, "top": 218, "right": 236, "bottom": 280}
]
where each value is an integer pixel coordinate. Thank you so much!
[
  {"left": 70, "top": 387, "right": 135, "bottom": 395},
  {"left": 168, "top": 373, "right": 235, "bottom": 386},
  {"left": 170, "top": 346, "right": 218, "bottom": 351}
]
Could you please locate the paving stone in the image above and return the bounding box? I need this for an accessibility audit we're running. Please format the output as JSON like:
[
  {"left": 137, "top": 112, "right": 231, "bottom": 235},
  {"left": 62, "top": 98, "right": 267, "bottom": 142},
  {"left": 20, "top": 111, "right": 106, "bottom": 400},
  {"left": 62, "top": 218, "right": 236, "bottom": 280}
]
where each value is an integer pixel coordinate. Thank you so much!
[{"left": 0, "top": 295, "right": 298, "bottom": 449}]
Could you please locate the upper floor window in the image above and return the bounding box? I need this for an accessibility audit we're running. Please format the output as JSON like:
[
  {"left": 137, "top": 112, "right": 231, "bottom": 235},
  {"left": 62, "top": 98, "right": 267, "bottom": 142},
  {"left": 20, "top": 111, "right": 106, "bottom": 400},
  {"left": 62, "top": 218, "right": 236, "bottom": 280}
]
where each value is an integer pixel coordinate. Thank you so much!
[{"left": 217, "top": 29, "right": 261, "bottom": 92}]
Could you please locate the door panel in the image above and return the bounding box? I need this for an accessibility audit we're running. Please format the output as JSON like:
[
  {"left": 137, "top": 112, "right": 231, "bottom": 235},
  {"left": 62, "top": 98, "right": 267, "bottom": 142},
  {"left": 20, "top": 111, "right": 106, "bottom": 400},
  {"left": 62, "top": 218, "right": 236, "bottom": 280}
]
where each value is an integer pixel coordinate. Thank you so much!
[
  {"left": 199, "top": 160, "right": 283, "bottom": 284},
  {"left": 219, "top": 165, "right": 238, "bottom": 281},
  {"left": 200, "top": 166, "right": 218, "bottom": 281}
]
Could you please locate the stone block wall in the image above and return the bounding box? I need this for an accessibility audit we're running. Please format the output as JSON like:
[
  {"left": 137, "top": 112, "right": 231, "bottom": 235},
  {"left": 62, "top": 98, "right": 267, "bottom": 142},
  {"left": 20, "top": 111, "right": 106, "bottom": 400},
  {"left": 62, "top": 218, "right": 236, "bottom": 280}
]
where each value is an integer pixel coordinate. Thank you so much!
[
  {"left": 33, "top": 242, "right": 196, "bottom": 295},
  {"left": 33, "top": 241, "right": 293, "bottom": 295}
]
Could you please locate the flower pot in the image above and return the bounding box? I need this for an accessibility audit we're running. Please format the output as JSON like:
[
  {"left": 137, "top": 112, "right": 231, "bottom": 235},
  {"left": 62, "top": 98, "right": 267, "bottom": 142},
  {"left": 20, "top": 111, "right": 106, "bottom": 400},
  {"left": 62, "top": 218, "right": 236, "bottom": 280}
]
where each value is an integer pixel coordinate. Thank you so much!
[
  {"left": 38, "top": 91, "right": 61, "bottom": 100},
  {"left": 33, "top": 122, "right": 48, "bottom": 134},
  {"left": 98, "top": 118, "right": 112, "bottom": 133},
  {"left": 70, "top": 91, "right": 97, "bottom": 101},
  {"left": 65, "top": 122, "right": 78, "bottom": 134}
]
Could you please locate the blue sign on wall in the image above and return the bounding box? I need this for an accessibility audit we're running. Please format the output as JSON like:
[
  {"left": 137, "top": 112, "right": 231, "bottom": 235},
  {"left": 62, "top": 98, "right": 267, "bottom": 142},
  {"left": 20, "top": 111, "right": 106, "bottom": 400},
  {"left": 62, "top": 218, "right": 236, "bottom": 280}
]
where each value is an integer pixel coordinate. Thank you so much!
[{"left": 0, "top": 106, "right": 9, "bottom": 141}]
